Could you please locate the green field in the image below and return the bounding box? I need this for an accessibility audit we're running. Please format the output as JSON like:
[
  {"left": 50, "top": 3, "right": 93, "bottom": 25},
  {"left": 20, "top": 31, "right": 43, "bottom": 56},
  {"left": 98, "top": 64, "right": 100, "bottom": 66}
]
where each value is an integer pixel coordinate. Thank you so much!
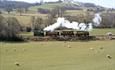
[
  {"left": 29, "top": 3, "right": 77, "bottom": 12},
  {"left": 90, "top": 28, "right": 115, "bottom": 35},
  {"left": 2, "top": 14, "right": 47, "bottom": 26},
  {"left": 0, "top": 40, "right": 115, "bottom": 70},
  {"left": 29, "top": 3, "right": 65, "bottom": 11}
]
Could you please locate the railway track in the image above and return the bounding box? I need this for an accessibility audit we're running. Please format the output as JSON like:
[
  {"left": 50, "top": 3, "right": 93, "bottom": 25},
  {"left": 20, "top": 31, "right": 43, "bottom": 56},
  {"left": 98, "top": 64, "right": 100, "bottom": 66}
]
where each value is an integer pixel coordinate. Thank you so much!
[{"left": 23, "top": 35, "right": 115, "bottom": 41}]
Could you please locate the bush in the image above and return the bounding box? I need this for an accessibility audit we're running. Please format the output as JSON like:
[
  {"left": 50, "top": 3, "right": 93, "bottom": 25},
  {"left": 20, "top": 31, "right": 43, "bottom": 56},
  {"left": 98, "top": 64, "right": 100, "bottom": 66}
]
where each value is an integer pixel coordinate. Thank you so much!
[
  {"left": 100, "top": 13, "right": 115, "bottom": 28},
  {"left": 0, "top": 15, "right": 24, "bottom": 41},
  {"left": 0, "top": 35, "right": 24, "bottom": 41},
  {"left": 49, "top": 6, "right": 65, "bottom": 18},
  {"left": 0, "top": 11, "right": 2, "bottom": 14},
  {"left": 38, "top": 8, "right": 50, "bottom": 14},
  {"left": 26, "top": 27, "right": 32, "bottom": 32},
  {"left": 64, "top": 14, "right": 93, "bottom": 23}
]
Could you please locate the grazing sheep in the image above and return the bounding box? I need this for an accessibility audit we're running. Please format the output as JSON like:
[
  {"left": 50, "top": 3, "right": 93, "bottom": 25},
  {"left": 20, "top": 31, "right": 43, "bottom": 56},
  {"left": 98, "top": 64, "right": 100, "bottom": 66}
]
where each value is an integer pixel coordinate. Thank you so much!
[
  {"left": 100, "top": 47, "right": 103, "bottom": 50},
  {"left": 90, "top": 48, "right": 94, "bottom": 50},
  {"left": 14, "top": 62, "right": 20, "bottom": 66},
  {"left": 106, "top": 55, "right": 112, "bottom": 59},
  {"left": 67, "top": 45, "right": 71, "bottom": 48}
]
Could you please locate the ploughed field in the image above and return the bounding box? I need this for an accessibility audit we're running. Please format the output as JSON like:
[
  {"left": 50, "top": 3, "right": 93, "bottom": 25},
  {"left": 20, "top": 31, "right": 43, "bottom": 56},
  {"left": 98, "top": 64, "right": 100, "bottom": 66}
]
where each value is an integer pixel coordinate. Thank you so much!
[{"left": 0, "top": 40, "right": 115, "bottom": 70}]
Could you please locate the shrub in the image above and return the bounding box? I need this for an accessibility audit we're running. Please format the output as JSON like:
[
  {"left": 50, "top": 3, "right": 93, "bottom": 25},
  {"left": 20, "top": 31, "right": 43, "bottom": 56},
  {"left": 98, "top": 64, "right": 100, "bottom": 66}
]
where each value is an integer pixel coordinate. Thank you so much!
[{"left": 0, "top": 15, "right": 24, "bottom": 41}]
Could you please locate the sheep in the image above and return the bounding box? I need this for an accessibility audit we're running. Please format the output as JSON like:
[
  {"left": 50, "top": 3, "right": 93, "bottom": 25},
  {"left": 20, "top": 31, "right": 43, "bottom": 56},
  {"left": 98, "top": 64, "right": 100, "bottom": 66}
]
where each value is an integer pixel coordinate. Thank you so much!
[
  {"left": 67, "top": 45, "right": 71, "bottom": 48},
  {"left": 90, "top": 48, "right": 94, "bottom": 50},
  {"left": 100, "top": 47, "right": 103, "bottom": 50},
  {"left": 106, "top": 54, "right": 112, "bottom": 59},
  {"left": 14, "top": 62, "right": 20, "bottom": 66}
]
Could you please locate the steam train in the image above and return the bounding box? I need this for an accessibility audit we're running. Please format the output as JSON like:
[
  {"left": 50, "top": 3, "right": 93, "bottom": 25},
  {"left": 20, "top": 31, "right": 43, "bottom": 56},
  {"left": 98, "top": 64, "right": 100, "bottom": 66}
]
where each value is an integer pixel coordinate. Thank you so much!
[{"left": 33, "top": 30, "right": 93, "bottom": 41}]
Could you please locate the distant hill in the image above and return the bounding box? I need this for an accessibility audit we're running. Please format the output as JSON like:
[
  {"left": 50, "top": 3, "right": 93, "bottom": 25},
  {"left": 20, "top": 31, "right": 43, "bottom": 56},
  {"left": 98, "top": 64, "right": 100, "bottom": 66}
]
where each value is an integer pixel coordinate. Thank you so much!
[
  {"left": 0, "top": 0, "right": 114, "bottom": 12},
  {"left": 29, "top": 2, "right": 107, "bottom": 13},
  {"left": 0, "top": 1, "right": 33, "bottom": 9}
]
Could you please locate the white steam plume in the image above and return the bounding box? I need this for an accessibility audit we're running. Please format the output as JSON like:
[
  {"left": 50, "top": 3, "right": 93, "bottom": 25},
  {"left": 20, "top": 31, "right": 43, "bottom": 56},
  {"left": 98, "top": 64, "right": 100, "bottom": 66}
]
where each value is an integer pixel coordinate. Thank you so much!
[
  {"left": 93, "top": 13, "right": 102, "bottom": 26},
  {"left": 43, "top": 13, "right": 101, "bottom": 31},
  {"left": 44, "top": 17, "right": 64, "bottom": 31},
  {"left": 87, "top": 23, "right": 93, "bottom": 31}
]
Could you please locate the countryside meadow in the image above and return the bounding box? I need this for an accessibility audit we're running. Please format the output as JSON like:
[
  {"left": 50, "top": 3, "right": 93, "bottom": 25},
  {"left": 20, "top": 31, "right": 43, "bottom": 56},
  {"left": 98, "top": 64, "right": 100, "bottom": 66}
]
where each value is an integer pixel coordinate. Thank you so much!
[{"left": 0, "top": 0, "right": 115, "bottom": 70}]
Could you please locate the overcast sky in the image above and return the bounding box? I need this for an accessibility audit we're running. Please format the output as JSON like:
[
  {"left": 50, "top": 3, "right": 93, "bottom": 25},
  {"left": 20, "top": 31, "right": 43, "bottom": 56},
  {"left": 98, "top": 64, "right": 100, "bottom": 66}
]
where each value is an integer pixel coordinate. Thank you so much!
[{"left": 15, "top": 0, "right": 115, "bottom": 8}]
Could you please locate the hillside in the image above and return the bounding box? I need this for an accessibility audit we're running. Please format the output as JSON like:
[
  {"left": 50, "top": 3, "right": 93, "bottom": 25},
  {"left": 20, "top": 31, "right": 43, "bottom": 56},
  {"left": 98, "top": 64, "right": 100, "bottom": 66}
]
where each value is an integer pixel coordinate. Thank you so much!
[
  {"left": 0, "top": 1, "right": 33, "bottom": 9},
  {"left": 0, "top": 0, "right": 114, "bottom": 13},
  {"left": 29, "top": 2, "right": 107, "bottom": 12}
]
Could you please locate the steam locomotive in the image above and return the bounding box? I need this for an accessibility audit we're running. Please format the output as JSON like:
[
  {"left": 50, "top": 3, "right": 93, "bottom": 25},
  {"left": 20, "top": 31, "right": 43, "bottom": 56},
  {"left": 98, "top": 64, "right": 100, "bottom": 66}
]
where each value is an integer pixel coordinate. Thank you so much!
[{"left": 34, "top": 30, "right": 92, "bottom": 40}]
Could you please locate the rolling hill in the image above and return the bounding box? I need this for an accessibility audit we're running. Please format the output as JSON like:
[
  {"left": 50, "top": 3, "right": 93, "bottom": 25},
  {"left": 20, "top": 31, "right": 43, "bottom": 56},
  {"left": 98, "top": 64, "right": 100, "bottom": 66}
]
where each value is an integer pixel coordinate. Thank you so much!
[
  {"left": 0, "top": 1, "right": 33, "bottom": 10},
  {"left": 29, "top": 1, "right": 107, "bottom": 12}
]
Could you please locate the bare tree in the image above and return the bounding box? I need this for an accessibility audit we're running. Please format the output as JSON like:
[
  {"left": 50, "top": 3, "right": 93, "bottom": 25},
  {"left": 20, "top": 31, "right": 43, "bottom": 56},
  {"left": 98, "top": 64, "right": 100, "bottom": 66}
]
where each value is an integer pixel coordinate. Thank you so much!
[
  {"left": 49, "top": 6, "right": 65, "bottom": 18},
  {"left": 0, "top": 10, "right": 2, "bottom": 14},
  {"left": 0, "top": 16, "right": 22, "bottom": 41},
  {"left": 6, "top": 17, "right": 21, "bottom": 37},
  {"left": 32, "top": 17, "right": 44, "bottom": 30},
  {"left": 101, "top": 13, "right": 115, "bottom": 28},
  {"left": 0, "top": 15, "right": 7, "bottom": 38},
  {"left": 17, "top": 8, "right": 24, "bottom": 16}
]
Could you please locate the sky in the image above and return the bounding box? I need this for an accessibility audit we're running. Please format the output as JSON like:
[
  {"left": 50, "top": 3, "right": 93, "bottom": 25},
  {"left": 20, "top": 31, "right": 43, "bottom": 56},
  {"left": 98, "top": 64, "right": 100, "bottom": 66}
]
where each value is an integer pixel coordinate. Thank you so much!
[{"left": 15, "top": 0, "right": 115, "bottom": 8}]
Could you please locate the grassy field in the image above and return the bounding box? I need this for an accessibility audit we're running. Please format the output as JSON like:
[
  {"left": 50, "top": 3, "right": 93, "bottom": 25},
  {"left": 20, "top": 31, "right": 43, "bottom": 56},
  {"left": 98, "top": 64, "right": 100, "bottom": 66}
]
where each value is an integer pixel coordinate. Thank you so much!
[
  {"left": 29, "top": 2, "right": 77, "bottom": 12},
  {"left": 0, "top": 40, "right": 115, "bottom": 70},
  {"left": 29, "top": 3, "right": 65, "bottom": 11},
  {"left": 90, "top": 28, "right": 115, "bottom": 35},
  {"left": 2, "top": 14, "right": 47, "bottom": 26}
]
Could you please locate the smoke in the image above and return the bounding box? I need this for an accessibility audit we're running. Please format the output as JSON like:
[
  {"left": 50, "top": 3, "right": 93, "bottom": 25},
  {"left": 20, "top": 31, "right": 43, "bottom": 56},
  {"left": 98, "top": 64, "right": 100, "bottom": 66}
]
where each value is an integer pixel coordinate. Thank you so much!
[
  {"left": 93, "top": 13, "right": 102, "bottom": 26},
  {"left": 87, "top": 23, "right": 93, "bottom": 31},
  {"left": 43, "top": 17, "right": 64, "bottom": 31},
  {"left": 44, "top": 13, "right": 102, "bottom": 31}
]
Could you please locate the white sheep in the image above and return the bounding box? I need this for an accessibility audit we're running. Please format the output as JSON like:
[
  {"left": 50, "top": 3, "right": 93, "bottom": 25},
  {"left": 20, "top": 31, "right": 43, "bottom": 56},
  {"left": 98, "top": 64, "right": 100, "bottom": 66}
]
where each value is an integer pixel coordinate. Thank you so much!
[
  {"left": 67, "top": 45, "right": 71, "bottom": 48},
  {"left": 90, "top": 48, "right": 94, "bottom": 50},
  {"left": 106, "top": 54, "right": 112, "bottom": 59},
  {"left": 14, "top": 62, "right": 20, "bottom": 66}
]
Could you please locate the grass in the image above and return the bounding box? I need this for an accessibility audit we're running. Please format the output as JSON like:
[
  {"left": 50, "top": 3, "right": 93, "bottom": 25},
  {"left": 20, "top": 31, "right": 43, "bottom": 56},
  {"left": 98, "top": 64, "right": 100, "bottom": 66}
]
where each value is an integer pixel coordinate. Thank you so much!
[
  {"left": 2, "top": 14, "right": 31, "bottom": 26},
  {"left": 29, "top": 3, "right": 71, "bottom": 12},
  {"left": 0, "top": 40, "right": 115, "bottom": 70},
  {"left": 90, "top": 28, "right": 115, "bottom": 35},
  {"left": 2, "top": 10, "right": 85, "bottom": 26},
  {"left": 65, "top": 10, "right": 84, "bottom": 16},
  {"left": 19, "top": 32, "right": 33, "bottom": 37},
  {"left": 29, "top": 2, "right": 82, "bottom": 12},
  {"left": 2, "top": 13, "right": 47, "bottom": 26}
]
